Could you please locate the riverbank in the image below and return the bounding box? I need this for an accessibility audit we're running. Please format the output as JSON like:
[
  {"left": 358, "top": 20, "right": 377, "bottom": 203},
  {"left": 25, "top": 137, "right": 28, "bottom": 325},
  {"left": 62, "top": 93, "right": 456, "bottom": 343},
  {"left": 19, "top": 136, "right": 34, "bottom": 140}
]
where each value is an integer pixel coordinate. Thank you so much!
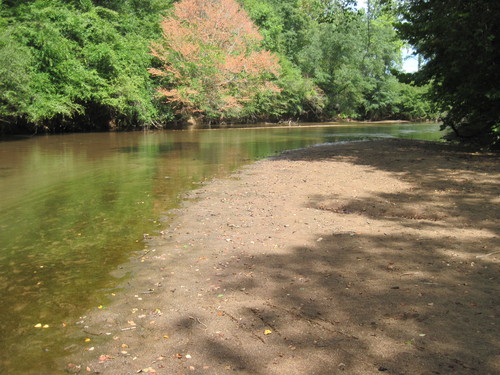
[
  {"left": 0, "top": 119, "right": 417, "bottom": 137},
  {"left": 65, "top": 139, "right": 499, "bottom": 375}
]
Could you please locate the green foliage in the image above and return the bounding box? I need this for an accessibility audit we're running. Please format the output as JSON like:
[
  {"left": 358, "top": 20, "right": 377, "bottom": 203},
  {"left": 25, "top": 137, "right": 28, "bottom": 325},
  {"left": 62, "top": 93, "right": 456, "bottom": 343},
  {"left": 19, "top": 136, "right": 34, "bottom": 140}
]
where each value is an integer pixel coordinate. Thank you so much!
[
  {"left": 239, "top": 0, "right": 329, "bottom": 119},
  {"left": 240, "top": 0, "right": 433, "bottom": 121},
  {"left": 397, "top": 0, "right": 500, "bottom": 149},
  {"left": 0, "top": 0, "right": 172, "bottom": 132},
  {"left": 396, "top": 82, "right": 436, "bottom": 120},
  {"left": 0, "top": 0, "right": 438, "bottom": 131},
  {"left": 0, "top": 29, "right": 33, "bottom": 122},
  {"left": 243, "top": 57, "right": 326, "bottom": 121}
]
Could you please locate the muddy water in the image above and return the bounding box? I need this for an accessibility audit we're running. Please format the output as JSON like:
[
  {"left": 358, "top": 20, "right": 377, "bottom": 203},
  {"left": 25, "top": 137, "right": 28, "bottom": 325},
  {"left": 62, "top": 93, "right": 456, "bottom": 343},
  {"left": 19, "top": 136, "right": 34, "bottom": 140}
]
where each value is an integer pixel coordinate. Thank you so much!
[{"left": 0, "top": 123, "right": 441, "bottom": 374}]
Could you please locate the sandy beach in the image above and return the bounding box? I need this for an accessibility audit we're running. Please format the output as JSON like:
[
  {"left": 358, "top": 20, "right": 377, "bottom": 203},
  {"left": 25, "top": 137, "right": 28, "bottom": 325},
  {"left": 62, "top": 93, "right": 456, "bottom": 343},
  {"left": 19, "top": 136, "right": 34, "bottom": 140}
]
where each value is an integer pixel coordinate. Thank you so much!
[{"left": 65, "top": 139, "right": 499, "bottom": 375}]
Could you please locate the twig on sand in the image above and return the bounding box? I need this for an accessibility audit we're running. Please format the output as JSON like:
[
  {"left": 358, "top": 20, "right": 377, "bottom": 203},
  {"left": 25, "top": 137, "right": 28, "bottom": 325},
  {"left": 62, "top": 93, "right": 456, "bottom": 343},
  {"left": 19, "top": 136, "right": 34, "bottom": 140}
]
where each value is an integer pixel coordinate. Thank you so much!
[
  {"left": 189, "top": 316, "right": 208, "bottom": 329},
  {"left": 476, "top": 250, "right": 500, "bottom": 258},
  {"left": 220, "top": 310, "right": 265, "bottom": 343},
  {"left": 120, "top": 326, "right": 137, "bottom": 331}
]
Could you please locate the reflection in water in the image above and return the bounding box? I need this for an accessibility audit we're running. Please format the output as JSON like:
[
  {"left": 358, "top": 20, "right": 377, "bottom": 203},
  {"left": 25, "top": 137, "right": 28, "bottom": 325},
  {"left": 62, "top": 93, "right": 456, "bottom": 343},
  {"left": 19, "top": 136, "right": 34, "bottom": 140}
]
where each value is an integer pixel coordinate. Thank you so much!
[{"left": 0, "top": 123, "right": 442, "bottom": 374}]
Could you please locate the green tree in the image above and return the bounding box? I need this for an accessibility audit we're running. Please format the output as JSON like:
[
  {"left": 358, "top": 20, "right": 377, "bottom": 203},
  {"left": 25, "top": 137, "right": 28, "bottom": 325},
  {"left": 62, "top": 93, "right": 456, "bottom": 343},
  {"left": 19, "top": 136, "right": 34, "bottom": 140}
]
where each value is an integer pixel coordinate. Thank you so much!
[
  {"left": 239, "top": 0, "right": 328, "bottom": 120},
  {"left": 0, "top": 0, "right": 171, "bottom": 132},
  {"left": 241, "top": 0, "right": 431, "bottom": 121},
  {"left": 397, "top": 0, "right": 500, "bottom": 148},
  {"left": 357, "top": 2, "right": 404, "bottom": 119},
  {"left": 0, "top": 29, "right": 33, "bottom": 128}
]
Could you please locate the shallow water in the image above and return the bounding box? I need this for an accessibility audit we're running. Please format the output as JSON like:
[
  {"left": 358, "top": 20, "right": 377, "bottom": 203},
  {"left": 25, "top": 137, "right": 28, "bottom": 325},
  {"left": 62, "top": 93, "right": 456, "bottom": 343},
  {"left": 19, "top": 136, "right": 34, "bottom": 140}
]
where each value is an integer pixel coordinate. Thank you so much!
[{"left": 0, "top": 123, "right": 442, "bottom": 374}]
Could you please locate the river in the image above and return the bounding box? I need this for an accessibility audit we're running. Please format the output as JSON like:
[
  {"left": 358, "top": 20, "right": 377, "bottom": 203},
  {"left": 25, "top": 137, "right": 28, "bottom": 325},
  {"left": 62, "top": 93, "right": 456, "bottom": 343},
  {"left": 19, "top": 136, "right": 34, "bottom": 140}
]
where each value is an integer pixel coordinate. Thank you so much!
[{"left": 0, "top": 123, "right": 442, "bottom": 374}]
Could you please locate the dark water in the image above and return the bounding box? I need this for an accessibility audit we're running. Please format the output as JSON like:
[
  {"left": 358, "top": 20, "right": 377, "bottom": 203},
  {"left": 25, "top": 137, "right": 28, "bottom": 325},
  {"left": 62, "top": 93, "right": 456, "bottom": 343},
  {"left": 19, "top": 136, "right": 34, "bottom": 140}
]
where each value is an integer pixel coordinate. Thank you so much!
[{"left": 0, "top": 123, "right": 442, "bottom": 374}]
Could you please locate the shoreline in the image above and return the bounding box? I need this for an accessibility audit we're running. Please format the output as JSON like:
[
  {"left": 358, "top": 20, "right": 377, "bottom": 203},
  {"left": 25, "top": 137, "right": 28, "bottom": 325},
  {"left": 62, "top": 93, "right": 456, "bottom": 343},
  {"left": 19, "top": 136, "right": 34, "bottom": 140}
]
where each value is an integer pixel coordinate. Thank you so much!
[
  {"left": 181, "top": 120, "right": 428, "bottom": 132},
  {"left": 65, "top": 139, "right": 499, "bottom": 375},
  {"left": 0, "top": 120, "right": 433, "bottom": 139}
]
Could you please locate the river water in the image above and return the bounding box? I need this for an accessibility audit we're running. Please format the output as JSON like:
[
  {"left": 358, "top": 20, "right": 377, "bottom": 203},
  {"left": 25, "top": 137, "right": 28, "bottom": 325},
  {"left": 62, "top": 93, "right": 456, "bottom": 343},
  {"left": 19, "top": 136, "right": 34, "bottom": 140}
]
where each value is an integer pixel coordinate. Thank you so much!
[{"left": 0, "top": 123, "right": 442, "bottom": 373}]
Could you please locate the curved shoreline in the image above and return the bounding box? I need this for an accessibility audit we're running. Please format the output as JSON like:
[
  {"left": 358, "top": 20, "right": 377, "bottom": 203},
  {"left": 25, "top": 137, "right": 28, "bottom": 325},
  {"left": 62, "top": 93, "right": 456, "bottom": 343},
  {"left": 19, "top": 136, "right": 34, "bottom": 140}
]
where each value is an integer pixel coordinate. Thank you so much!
[{"left": 66, "top": 139, "right": 499, "bottom": 375}]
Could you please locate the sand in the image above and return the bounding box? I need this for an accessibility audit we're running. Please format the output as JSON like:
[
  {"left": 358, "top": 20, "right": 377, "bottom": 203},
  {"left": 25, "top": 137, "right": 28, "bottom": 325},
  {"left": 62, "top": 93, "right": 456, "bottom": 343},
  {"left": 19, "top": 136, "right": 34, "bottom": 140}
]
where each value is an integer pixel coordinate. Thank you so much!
[{"left": 65, "top": 139, "right": 499, "bottom": 375}]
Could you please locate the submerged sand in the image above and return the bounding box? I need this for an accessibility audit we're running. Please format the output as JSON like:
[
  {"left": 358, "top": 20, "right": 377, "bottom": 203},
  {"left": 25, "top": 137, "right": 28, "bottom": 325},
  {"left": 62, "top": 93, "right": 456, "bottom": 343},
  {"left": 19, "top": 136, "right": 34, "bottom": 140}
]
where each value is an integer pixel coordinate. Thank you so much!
[{"left": 65, "top": 139, "right": 499, "bottom": 375}]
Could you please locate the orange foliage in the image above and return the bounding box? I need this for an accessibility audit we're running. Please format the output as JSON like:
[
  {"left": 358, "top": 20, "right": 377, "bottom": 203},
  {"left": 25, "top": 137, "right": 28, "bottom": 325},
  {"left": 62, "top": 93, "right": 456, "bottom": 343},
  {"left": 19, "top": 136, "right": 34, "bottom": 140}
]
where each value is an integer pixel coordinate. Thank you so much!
[{"left": 150, "top": 0, "right": 281, "bottom": 118}]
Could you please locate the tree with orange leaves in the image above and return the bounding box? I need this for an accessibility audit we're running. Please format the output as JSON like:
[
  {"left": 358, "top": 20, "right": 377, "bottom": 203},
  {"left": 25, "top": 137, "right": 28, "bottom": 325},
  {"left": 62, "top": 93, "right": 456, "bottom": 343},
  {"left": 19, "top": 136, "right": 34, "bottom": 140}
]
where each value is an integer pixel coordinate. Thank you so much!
[{"left": 149, "top": 0, "right": 281, "bottom": 122}]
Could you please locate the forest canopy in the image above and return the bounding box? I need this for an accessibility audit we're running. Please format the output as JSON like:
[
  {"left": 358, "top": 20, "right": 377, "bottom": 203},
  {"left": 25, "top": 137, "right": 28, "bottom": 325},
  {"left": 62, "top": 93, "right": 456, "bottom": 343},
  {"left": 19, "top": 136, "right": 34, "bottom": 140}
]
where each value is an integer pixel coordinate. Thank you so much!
[{"left": 0, "top": 0, "right": 497, "bottom": 147}]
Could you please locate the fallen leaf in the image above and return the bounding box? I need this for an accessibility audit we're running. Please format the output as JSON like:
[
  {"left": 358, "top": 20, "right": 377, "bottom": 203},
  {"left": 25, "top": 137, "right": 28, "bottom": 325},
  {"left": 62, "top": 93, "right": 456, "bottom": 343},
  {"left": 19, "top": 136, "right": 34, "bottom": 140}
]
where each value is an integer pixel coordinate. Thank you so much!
[
  {"left": 137, "top": 368, "right": 157, "bottom": 374},
  {"left": 98, "top": 355, "right": 114, "bottom": 363},
  {"left": 264, "top": 329, "right": 272, "bottom": 335}
]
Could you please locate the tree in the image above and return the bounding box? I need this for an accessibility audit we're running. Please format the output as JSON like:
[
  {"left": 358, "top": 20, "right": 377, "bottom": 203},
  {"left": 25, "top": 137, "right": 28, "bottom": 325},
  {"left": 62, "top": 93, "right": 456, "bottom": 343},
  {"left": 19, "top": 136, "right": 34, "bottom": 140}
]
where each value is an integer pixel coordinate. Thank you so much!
[
  {"left": 0, "top": 0, "right": 170, "bottom": 132},
  {"left": 241, "top": 0, "right": 430, "bottom": 121},
  {"left": 149, "top": 0, "right": 282, "bottom": 122},
  {"left": 397, "top": 0, "right": 500, "bottom": 149},
  {"left": 239, "top": 0, "right": 328, "bottom": 120},
  {"left": 0, "top": 29, "right": 33, "bottom": 126}
]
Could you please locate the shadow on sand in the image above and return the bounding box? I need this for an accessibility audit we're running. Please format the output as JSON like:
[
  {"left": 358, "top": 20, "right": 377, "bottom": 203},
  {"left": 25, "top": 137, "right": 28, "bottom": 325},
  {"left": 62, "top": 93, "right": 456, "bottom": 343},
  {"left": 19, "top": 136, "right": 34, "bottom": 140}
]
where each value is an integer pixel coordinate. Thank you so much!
[{"left": 170, "top": 140, "right": 498, "bottom": 374}]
